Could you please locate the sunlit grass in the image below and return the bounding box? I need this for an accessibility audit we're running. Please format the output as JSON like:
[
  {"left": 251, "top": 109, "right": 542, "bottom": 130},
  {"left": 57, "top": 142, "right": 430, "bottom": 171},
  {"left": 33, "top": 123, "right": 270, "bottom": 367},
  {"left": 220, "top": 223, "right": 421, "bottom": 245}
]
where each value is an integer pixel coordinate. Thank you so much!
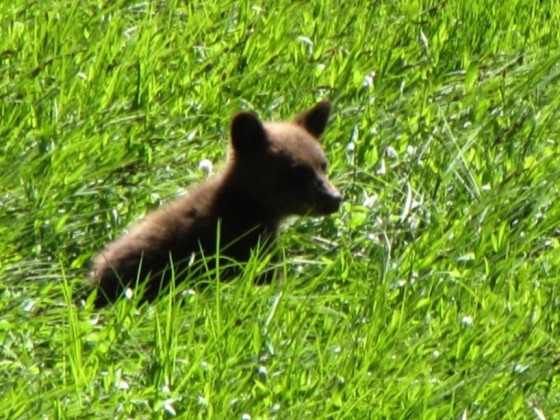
[{"left": 2, "top": 0, "right": 560, "bottom": 417}]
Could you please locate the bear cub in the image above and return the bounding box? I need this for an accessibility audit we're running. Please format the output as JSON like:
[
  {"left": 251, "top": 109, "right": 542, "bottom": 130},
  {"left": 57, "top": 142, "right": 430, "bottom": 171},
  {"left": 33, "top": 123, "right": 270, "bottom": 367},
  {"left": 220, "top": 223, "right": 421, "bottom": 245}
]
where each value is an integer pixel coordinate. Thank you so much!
[{"left": 90, "top": 100, "right": 341, "bottom": 307}]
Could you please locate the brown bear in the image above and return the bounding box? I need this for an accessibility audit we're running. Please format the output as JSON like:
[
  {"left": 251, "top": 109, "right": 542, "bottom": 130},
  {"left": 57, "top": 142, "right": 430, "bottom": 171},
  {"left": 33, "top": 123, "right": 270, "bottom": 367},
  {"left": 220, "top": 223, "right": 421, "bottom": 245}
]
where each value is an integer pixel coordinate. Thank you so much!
[{"left": 90, "top": 101, "right": 341, "bottom": 307}]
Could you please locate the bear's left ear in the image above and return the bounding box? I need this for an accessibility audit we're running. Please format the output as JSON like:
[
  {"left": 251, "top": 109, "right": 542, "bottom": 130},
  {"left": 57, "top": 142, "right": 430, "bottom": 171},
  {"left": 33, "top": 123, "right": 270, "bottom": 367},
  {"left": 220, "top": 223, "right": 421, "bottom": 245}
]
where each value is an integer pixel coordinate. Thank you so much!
[
  {"left": 230, "top": 111, "right": 268, "bottom": 153},
  {"left": 293, "top": 100, "right": 331, "bottom": 138}
]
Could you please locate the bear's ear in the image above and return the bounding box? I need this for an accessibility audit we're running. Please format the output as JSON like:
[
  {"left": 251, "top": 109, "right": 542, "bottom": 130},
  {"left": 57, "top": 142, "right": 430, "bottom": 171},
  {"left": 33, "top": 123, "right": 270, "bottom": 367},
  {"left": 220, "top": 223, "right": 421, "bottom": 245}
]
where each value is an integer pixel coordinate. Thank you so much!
[
  {"left": 293, "top": 100, "right": 331, "bottom": 138},
  {"left": 230, "top": 111, "right": 268, "bottom": 153}
]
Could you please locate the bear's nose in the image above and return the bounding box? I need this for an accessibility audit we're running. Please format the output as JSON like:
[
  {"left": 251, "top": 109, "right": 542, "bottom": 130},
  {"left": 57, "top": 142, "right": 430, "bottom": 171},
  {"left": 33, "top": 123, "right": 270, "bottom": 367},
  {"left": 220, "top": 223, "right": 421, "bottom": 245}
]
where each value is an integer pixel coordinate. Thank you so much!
[{"left": 324, "top": 191, "right": 342, "bottom": 213}]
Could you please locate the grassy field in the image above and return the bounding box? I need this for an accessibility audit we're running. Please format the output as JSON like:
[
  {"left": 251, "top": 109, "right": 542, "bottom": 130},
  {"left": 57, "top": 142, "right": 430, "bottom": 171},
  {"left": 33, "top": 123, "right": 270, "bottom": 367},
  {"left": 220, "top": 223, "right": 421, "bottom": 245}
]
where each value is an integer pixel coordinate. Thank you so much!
[{"left": 2, "top": 0, "right": 560, "bottom": 417}]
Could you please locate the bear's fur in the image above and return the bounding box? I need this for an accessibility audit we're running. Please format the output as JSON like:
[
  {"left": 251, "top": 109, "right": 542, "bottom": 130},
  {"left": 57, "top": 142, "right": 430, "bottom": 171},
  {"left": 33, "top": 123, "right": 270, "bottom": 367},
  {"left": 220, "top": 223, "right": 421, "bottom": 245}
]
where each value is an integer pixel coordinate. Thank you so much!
[{"left": 90, "top": 101, "right": 341, "bottom": 307}]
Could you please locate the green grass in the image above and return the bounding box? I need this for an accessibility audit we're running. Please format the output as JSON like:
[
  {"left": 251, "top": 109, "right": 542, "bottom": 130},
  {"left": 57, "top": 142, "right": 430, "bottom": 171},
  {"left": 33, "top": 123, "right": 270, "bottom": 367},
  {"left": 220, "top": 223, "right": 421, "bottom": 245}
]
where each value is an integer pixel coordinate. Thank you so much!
[{"left": 2, "top": 0, "right": 560, "bottom": 417}]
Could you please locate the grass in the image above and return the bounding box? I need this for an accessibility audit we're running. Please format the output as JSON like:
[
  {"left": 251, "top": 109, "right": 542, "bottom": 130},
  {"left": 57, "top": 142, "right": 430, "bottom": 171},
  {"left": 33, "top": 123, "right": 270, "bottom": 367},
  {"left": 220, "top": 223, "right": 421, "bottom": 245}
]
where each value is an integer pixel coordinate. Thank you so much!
[{"left": 2, "top": 0, "right": 560, "bottom": 417}]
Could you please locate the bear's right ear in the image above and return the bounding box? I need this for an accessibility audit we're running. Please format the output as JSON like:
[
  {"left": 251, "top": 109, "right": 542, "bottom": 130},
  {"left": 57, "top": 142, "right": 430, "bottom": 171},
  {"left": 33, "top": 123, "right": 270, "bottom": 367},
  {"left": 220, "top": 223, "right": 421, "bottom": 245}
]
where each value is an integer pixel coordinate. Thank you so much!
[
  {"left": 230, "top": 111, "right": 268, "bottom": 154},
  {"left": 293, "top": 100, "right": 331, "bottom": 138}
]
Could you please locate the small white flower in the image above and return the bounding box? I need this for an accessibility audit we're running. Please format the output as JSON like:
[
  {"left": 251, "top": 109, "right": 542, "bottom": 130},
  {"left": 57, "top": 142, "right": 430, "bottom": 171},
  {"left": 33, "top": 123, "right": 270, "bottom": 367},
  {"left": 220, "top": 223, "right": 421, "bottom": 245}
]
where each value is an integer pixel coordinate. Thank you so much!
[
  {"left": 363, "top": 71, "right": 376, "bottom": 88},
  {"left": 89, "top": 314, "right": 100, "bottom": 325},
  {"left": 514, "top": 364, "right": 529, "bottom": 373},
  {"left": 406, "top": 145, "right": 417, "bottom": 156},
  {"left": 198, "top": 159, "right": 213, "bottom": 175},
  {"left": 23, "top": 299, "right": 36, "bottom": 312},
  {"left": 411, "top": 199, "right": 423, "bottom": 211},
  {"left": 363, "top": 194, "right": 377, "bottom": 207},
  {"left": 460, "top": 316, "right": 473, "bottom": 326},
  {"left": 241, "top": 414, "right": 252, "bottom": 420},
  {"left": 125, "top": 288, "right": 134, "bottom": 299},
  {"left": 408, "top": 215, "right": 420, "bottom": 231},
  {"left": 163, "top": 399, "right": 177, "bottom": 416},
  {"left": 297, "top": 36, "right": 314, "bottom": 53},
  {"left": 115, "top": 379, "right": 129, "bottom": 390},
  {"left": 376, "top": 158, "right": 386, "bottom": 175},
  {"left": 433, "top": 350, "right": 441, "bottom": 358},
  {"left": 457, "top": 253, "right": 475, "bottom": 262},
  {"left": 385, "top": 146, "right": 399, "bottom": 159}
]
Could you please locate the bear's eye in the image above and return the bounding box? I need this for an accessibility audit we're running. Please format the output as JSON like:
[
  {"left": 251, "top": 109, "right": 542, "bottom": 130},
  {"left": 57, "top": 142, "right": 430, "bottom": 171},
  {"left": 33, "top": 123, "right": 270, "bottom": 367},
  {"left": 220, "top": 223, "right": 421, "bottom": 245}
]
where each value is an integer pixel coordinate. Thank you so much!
[
  {"left": 291, "top": 165, "right": 314, "bottom": 181},
  {"left": 320, "top": 162, "right": 328, "bottom": 173}
]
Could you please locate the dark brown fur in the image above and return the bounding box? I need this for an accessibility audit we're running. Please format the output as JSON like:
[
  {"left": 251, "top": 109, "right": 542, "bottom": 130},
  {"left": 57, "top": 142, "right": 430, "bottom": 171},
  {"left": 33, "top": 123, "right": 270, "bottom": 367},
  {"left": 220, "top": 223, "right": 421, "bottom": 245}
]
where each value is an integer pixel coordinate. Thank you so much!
[{"left": 90, "top": 101, "right": 341, "bottom": 307}]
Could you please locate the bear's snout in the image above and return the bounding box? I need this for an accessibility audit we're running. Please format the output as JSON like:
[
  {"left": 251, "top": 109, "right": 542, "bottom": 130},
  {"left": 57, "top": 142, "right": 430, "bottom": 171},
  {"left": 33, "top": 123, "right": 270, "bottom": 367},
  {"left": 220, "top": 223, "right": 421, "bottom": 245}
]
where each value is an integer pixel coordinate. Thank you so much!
[{"left": 314, "top": 180, "right": 342, "bottom": 215}]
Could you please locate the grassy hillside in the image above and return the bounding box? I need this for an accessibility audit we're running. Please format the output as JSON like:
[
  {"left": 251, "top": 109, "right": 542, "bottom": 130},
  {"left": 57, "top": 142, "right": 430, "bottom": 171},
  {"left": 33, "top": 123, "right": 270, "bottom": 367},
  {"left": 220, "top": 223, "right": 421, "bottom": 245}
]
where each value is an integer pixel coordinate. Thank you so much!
[{"left": 2, "top": 0, "right": 560, "bottom": 417}]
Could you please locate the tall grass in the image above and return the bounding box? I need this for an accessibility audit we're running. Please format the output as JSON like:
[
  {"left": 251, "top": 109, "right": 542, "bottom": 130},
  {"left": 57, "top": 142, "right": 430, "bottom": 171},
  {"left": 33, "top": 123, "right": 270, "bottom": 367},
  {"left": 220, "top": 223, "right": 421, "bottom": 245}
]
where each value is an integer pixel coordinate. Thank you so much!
[{"left": 2, "top": 0, "right": 560, "bottom": 417}]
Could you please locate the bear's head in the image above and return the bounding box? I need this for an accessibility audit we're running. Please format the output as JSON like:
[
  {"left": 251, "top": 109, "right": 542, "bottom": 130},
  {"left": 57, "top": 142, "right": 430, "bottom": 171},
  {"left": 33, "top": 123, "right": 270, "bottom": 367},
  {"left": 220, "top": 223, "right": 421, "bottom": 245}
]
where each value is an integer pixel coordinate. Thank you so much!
[{"left": 229, "top": 101, "right": 341, "bottom": 219}]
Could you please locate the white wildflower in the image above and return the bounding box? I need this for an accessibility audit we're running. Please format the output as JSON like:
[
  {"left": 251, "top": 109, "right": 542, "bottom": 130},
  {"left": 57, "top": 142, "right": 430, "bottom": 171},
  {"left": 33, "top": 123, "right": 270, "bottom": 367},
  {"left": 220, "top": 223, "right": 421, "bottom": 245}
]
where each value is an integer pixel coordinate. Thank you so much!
[
  {"left": 363, "top": 194, "right": 377, "bottom": 207},
  {"left": 460, "top": 316, "right": 473, "bottom": 326},
  {"left": 406, "top": 145, "right": 417, "bottom": 156},
  {"left": 514, "top": 364, "right": 529, "bottom": 373},
  {"left": 115, "top": 379, "right": 129, "bottom": 391},
  {"left": 198, "top": 159, "right": 213, "bottom": 175},
  {"left": 297, "top": 36, "right": 313, "bottom": 54},
  {"left": 385, "top": 146, "right": 399, "bottom": 159},
  {"left": 376, "top": 158, "right": 386, "bottom": 175},
  {"left": 163, "top": 399, "right": 177, "bottom": 416},
  {"left": 363, "top": 71, "right": 376, "bottom": 88}
]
